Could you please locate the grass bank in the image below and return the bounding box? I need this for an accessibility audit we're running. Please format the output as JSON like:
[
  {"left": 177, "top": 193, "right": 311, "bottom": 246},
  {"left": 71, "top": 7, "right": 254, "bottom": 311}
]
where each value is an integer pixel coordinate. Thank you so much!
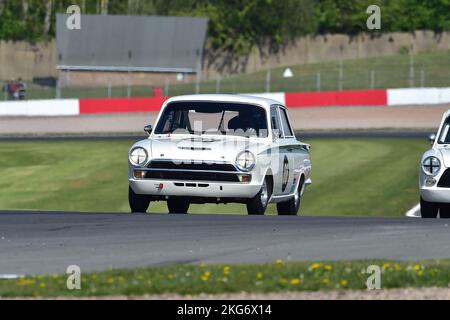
[
  {"left": 0, "top": 137, "right": 426, "bottom": 216},
  {"left": 5, "top": 50, "right": 449, "bottom": 100},
  {"left": 0, "top": 260, "right": 448, "bottom": 298}
]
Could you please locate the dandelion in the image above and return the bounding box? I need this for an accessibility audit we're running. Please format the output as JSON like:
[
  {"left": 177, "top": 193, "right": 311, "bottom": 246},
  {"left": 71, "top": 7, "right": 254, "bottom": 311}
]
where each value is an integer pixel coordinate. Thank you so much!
[
  {"left": 276, "top": 259, "right": 285, "bottom": 265},
  {"left": 413, "top": 264, "right": 422, "bottom": 272},
  {"left": 309, "top": 263, "right": 322, "bottom": 271},
  {"left": 17, "top": 278, "right": 35, "bottom": 287},
  {"left": 340, "top": 279, "right": 348, "bottom": 287},
  {"left": 107, "top": 277, "right": 114, "bottom": 284},
  {"left": 291, "top": 278, "right": 301, "bottom": 285},
  {"left": 394, "top": 263, "right": 401, "bottom": 271},
  {"left": 256, "top": 272, "right": 264, "bottom": 280},
  {"left": 382, "top": 263, "right": 391, "bottom": 270},
  {"left": 323, "top": 278, "right": 329, "bottom": 285},
  {"left": 223, "top": 266, "right": 231, "bottom": 275},
  {"left": 201, "top": 271, "right": 211, "bottom": 282},
  {"left": 324, "top": 265, "right": 333, "bottom": 271},
  {"left": 39, "top": 283, "right": 46, "bottom": 289}
]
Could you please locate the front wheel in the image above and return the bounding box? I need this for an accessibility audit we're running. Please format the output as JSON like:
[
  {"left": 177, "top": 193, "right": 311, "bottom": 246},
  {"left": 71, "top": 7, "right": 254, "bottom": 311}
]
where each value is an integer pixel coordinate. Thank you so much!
[
  {"left": 439, "top": 204, "right": 450, "bottom": 219},
  {"left": 420, "top": 197, "right": 438, "bottom": 219},
  {"left": 168, "top": 198, "right": 190, "bottom": 214},
  {"left": 247, "top": 177, "right": 272, "bottom": 215},
  {"left": 277, "top": 178, "right": 304, "bottom": 216},
  {"left": 129, "top": 187, "right": 151, "bottom": 213}
]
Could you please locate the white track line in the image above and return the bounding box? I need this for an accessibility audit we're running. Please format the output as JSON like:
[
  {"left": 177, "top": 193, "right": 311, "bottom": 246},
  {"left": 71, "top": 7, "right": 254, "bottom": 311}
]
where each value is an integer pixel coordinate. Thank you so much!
[{"left": 406, "top": 203, "right": 421, "bottom": 218}]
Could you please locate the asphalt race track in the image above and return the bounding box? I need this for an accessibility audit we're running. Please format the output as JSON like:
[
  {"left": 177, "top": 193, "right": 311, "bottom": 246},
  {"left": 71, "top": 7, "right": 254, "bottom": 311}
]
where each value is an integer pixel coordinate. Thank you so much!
[{"left": 1, "top": 211, "right": 450, "bottom": 276}]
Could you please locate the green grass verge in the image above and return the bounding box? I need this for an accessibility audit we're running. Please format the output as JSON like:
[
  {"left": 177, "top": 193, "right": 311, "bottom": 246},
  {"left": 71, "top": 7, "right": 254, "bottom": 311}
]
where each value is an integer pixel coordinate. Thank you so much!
[
  {"left": 2, "top": 50, "right": 449, "bottom": 100},
  {"left": 0, "top": 137, "right": 426, "bottom": 216},
  {"left": 0, "top": 260, "right": 448, "bottom": 298}
]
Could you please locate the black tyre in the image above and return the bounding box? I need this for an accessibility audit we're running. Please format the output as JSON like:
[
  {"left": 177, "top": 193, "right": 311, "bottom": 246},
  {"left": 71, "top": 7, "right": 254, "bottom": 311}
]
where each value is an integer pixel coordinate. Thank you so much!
[
  {"left": 129, "top": 187, "right": 150, "bottom": 213},
  {"left": 167, "top": 198, "right": 190, "bottom": 214},
  {"left": 247, "top": 177, "right": 272, "bottom": 215},
  {"left": 440, "top": 204, "right": 450, "bottom": 219},
  {"left": 277, "top": 177, "right": 304, "bottom": 216},
  {"left": 420, "top": 197, "right": 438, "bottom": 219}
]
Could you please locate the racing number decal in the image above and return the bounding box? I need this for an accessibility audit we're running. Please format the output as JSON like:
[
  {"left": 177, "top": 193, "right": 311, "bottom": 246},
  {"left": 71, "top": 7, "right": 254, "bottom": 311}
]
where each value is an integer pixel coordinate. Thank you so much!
[{"left": 282, "top": 155, "right": 290, "bottom": 193}]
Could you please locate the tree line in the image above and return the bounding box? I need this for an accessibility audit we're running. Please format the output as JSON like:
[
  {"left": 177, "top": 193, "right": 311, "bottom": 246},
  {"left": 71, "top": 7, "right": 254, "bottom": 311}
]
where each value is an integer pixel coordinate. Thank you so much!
[{"left": 0, "top": 0, "right": 449, "bottom": 58}]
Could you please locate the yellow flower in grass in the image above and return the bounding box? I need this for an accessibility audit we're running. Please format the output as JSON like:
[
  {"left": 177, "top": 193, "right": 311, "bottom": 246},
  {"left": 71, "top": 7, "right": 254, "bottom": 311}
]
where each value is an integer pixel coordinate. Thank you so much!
[
  {"left": 201, "top": 271, "right": 212, "bottom": 282},
  {"left": 340, "top": 279, "right": 348, "bottom": 287},
  {"left": 382, "top": 263, "right": 391, "bottom": 270},
  {"left": 310, "top": 263, "right": 322, "bottom": 271},
  {"left": 39, "top": 283, "right": 46, "bottom": 289},
  {"left": 413, "top": 264, "right": 422, "bottom": 272},
  {"left": 323, "top": 278, "right": 329, "bottom": 285},
  {"left": 291, "top": 278, "right": 301, "bottom": 286},
  {"left": 107, "top": 277, "right": 114, "bottom": 284},
  {"left": 394, "top": 264, "right": 401, "bottom": 271},
  {"left": 256, "top": 272, "right": 264, "bottom": 280},
  {"left": 276, "top": 259, "right": 285, "bottom": 265},
  {"left": 223, "top": 266, "right": 231, "bottom": 275},
  {"left": 17, "top": 278, "right": 35, "bottom": 287},
  {"left": 324, "top": 265, "right": 333, "bottom": 271}
]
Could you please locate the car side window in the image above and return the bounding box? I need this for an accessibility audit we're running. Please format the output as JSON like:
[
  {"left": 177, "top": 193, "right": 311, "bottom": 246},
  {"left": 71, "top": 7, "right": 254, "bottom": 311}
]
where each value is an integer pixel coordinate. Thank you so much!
[
  {"left": 279, "top": 107, "right": 294, "bottom": 137},
  {"left": 270, "top": 106, "right": 280, "bottom": 131}
]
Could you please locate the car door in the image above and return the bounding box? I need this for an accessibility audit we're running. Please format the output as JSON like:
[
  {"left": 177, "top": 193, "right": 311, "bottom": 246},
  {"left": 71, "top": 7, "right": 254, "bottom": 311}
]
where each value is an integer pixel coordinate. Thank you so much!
[
  {"left": 269, "top": 105, "right": 285, "bottom": 196},
  {"left": 278, "top": 106, "right": 301, "bottom": 195}
]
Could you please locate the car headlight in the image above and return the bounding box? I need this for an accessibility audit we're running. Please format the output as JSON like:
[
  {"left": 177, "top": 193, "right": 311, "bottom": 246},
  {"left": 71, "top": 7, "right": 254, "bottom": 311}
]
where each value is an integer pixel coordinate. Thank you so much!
[
  {"left": 422, "top": 156, "right": 441, "bottom": 176},
  {"left": 130, "top": 147, "right": 148, "bottom": 166},
  {"left": 236, "top": 151, "right": 256, "bottom": 172}
]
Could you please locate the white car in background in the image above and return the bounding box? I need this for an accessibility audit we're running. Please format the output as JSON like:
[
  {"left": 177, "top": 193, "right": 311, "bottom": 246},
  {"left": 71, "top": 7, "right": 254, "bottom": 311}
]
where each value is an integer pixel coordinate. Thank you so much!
[
  {"left": 128, "top": 94, "right": 312, "bottom": 216},
  {"left": 420, "top": 109, "right": 450, "bottom": 218}
]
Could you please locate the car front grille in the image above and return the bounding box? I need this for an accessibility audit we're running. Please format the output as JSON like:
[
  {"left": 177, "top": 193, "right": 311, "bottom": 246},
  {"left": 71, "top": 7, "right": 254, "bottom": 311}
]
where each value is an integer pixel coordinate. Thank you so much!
[
  {"left": 147, "top": 160, "right": 237, "bottom": 172},
  {"left": 438, "top": 169, "right": 450, "bottom": 188},
  {"left": 145, "top": 160, "right": 241, "bottom": 182},
  {"left": 145, "top": 171, "right": 240, "bottom": 182}
]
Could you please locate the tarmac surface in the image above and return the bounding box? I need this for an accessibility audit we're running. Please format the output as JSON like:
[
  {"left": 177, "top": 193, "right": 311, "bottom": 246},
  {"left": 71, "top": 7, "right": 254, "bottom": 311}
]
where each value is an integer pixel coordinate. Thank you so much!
[{"left": 1, "top": 212, "right": 449, "bottom": 276}]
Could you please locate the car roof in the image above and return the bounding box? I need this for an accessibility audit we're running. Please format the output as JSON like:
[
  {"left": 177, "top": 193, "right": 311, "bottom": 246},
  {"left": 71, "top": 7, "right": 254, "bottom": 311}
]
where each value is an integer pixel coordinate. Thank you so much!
[{"left": 165, "top": 94, "right": 283, "bottom": 111}]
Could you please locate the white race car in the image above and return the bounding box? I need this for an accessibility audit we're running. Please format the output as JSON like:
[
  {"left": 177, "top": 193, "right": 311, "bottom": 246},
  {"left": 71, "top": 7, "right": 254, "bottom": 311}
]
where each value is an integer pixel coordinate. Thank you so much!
[
  {"left": 128, "top": 94, "right": 312, "bottom": 215},
  {"left": 420, "top": 109, "right": 450, "bottom": 218}
]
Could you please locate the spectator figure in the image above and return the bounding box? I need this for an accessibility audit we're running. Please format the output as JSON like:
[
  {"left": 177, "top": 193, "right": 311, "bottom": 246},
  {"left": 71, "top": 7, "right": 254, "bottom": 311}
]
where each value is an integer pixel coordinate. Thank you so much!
[
  {"left": 2, "top": 81, "right": 8, "bottom": 100},
  {"left": 18, "top": 78, "right": 26, "bottom": 100},
  {"left": 8, "top": 79, "right": 18, "bottom": 100}
]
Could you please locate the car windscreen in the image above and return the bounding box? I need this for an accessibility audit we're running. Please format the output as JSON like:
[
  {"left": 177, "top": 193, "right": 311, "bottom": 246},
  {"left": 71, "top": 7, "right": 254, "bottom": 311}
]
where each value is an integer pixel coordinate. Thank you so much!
[
  {"left": 439, "top": 117, "right": 450, "bottom": 144},
  {"left": 154, "top": 102, "right": 268, "bottom": 138}
]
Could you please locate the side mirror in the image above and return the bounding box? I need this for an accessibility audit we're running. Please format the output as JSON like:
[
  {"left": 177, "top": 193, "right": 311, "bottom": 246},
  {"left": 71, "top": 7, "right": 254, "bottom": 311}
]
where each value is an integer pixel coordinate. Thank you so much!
[
  {"left": 429, "top": 133, "right": 436, "bottom": 146},
  {"left": 144, "top": 125, "right": 153, "bottom": 136}
]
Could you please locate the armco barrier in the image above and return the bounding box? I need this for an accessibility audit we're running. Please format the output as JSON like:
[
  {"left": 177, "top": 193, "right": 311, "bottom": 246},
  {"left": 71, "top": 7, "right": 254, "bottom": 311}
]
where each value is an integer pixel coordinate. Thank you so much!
[
  {"left": 1, "top": 88, "right": 449, "bottom": 117},
  {"left": 387, "top": 88, "right": 450, "bottom": 106},
  {"left": 0, "top": 99, "right": 79, "bottom": 117},
  {"left": 79, "top": 97, "right": 168, "bottom": 114},
  {"left": 285, "top": 90, "right": 387, "bottom": 108}
]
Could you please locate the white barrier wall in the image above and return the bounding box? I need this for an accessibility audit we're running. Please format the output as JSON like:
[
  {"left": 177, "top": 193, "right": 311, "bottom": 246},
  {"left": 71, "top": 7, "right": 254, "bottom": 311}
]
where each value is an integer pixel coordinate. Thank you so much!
[
  {"left": 388, "top": 88, "right": 450, "bottom": 106},
  {"left": 0, "top": 99, "right": 79, "bottom": 117}
]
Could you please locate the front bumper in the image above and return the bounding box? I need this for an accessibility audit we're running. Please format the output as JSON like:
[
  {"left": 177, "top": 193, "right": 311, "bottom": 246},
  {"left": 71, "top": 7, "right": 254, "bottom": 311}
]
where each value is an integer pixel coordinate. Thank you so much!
[
  {"left": 129, "top": 178, "right": 262, "bottom": 199},
  {"left": 421, "top": 186, "right": 450, "bottom": 203}
]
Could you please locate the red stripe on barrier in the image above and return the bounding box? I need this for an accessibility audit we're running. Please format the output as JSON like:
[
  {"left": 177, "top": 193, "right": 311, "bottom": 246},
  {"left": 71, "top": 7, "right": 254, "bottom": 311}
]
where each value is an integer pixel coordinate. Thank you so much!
[
  {"left": 285, "top": 90, "right": 387, "bottom": 108},
  {"left": 79, "top": 97, "right": 168, "bottom": 114}
]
